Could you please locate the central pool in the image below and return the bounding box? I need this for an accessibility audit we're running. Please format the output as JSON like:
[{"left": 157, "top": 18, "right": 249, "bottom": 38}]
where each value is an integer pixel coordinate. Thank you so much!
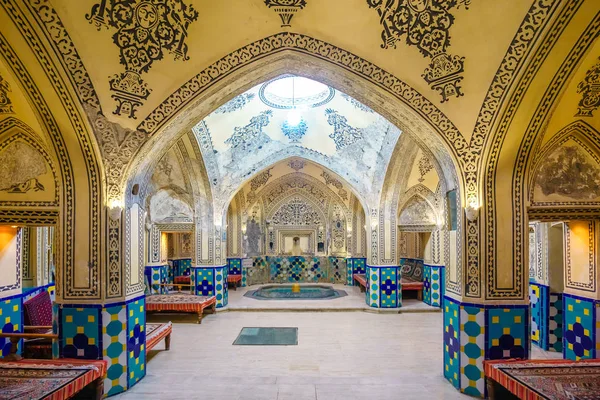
[{"left": 244, "top": 284, "right": 348, "bottom": 300}]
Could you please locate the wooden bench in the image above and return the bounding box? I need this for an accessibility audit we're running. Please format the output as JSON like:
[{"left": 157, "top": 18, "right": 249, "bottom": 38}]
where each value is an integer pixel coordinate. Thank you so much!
[
  {"left": 146, "top": 294, "right": 217, "bottom": 324},
  {"left": 402, "top": 277, "right": 424, "bottom": 301},
  {"left": 227, "top": 274, "right": 242, "bottom": 290},
  {"left": 353, "top": 273, "right": 367, "bottom": 292},
  {"left": 146, "top": 322, "right": 172, "bottom": 352}
]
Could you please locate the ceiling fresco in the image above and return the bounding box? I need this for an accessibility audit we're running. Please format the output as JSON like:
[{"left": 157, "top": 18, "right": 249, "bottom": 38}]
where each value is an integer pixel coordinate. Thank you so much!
[{"left": 192, "top": 75, "right": 401, "bottom": 212}]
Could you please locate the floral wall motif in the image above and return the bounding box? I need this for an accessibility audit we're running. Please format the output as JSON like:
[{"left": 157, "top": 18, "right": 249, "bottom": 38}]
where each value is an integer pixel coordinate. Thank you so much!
[
  {"left": 325, "top": 108, "right": 364, "bottom": 150},
  {"left": 271, "top": 196, "right": 322, "bottom": 226},
  {"left": 0, "top": 73, "right": 14, "bottom": 114},
  {"left": 399, "top": 196, "right": 436, "bottom": 227},
  {"left": 264, "top": 0, "right": 307, "bottom": 27},
  {"left": 86, "top": 0, "right": 199, "bottom": 118},
  {"left": 215, "top": 93, "right": 255, "bottom": 114},
  {"left": 366, "top": 0, "right": 470, "bottom": 102},
  {"left": 576, "top": 56, "right": 600, "bottom": 117}
]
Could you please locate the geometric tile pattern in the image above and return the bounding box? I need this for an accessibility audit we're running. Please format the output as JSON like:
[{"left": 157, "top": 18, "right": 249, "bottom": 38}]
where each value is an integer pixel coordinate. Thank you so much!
[
  {"left": 548, "top": 293, "right": 563, "bottom": 353},
  {"left": 171, "top": 258, "right": 192, "bottom": 277},
  {"left": 486, "top": 307, "right": 528, "bottom": 360},
  {"left": 60, "top": 306, "right": 102, "bottom": 360},
  {"left": 366, "top": 266, "right": 380, "bottom": 308},
  {"left": 365, "top": 265, "right": 401, "bottom": 308},
  {"left": 227, "top": 258, "right": 242, "bottom": 275},
  {"left": 193, "top": 266, "right": 228, "bottom": 308},
  {"left": 529, "top": 282, "right": 549, "bottom": 350},
  {"left": 423, "top": 265, "right": 443, "bottom": 307},
  {"left": 563, "top": 294, "right": 595, "bottom": 360},
  {"left": 379, "top": 267, "right": 401, "bottom": 308},
  {"left": 444, "top": 297, "right": 460, "bottom": 389},
  {"left": 596, "top": 302, "right": 600, "bottom": 357},
  {"left": 0, "top": 296, "right": 22, "bottom": 358},
  {"left": 443, "top": 296, "right": 529, "bottom": 398},
  {"left": 243, "top": 257, "right": 347, "bottom": 286},
  {"left": 144, "top": 265, "right": 168, "bottom": 295},
  {"left": 102, "top": 304, "right": 127, "bottom": 396},
  {"left": 423, "top": 265, "right": 431, "bottom": 304},
  {"left": 460, "top": 304, "right": 484, "bottom": 397},
  {"left": 327, "top": 257, "right": 346, "bottom": 284},
  {"left": 346, "top": 258, "right": 366, "bottom": 285},
  {"left": 127, "top": 298, "right": 146, "bottom": 388}
]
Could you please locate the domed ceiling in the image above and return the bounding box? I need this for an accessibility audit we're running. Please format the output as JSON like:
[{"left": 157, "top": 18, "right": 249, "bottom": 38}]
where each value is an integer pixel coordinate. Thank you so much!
[{"left": 192, "top": 75, "right": 401, "bottom": 210}]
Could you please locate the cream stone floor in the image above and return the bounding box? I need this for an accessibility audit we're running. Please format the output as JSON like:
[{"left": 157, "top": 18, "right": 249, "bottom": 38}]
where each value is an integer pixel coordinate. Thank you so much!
[{"left": 115, "top": 311, "right": 471, "bottom": 400}]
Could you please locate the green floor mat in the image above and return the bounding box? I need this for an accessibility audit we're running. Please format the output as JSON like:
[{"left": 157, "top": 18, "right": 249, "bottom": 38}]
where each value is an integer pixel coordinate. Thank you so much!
[{"left": 233, "top": 327, "right": 298, "bottom": 345}]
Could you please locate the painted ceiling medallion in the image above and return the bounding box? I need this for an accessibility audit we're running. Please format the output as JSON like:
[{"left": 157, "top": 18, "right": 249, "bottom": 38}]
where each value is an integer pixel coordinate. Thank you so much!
[
  {"left": 259, "top": 75, "right": 334, "bottom": 109},
  {"left": 288, "top": 159, "right": 305, "bottom": 171},
  {"left": 576, "top": 57, "right": 600, "bottom": 117},
  {"left": 264, "top": 0, "right": 307, "bottom": 27},
  {"left": 366, "top": 0, "right": 469, "bottom": 103},
  {"left": 325, "top": 108, "right": 364, "bottom": 151},
  {"left": 86, "top": 0, "right": 199, "bottom": 119},
  {"left": 0, "top": 74, "right": 14, "bottom": 114},
  {"left": 281, "top": 118, "right": 308, "bottom": 143}
]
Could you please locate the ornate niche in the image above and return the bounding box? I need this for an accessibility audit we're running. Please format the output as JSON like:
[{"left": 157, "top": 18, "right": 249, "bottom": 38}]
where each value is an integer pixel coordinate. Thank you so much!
[{"left": 398, "top": 195, "right": 437, "bottom": 231}]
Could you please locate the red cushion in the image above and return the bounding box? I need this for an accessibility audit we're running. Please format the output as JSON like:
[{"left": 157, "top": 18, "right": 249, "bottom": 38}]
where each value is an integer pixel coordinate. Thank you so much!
[
  {"left": 227, "top": 275, "right": 242, "bottom": 283},
  {"left": 23, "top": 291, "right": 53, "bottom": 333},
  {"left": 174, "top": 276, "right": 191, "bottom": 285}
]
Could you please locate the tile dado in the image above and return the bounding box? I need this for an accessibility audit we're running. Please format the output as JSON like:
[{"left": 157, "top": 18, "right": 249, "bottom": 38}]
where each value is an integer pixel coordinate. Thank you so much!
[
  {"left": 366, "top": 265, "right": 401, "bottom": 308},
  {"left": 423, "top": 264, "right": 444, "bottom": 308},
  {"left": 144, "top": 265, "right": 168, "bottom": 295},
  {"left": 529, "top": 282, "right": 549, "bottom": 350},
  {"left": 191, "top": 266, "right": 228, "bottom": 308},
  {"left": 345, "top": 258, "right": 366, "bottom": 286},
  {"left": 227, "top": 258, "right": 242, "bottom": 275},
  {"left": 58, "top": 295, "right": 146, "bottom": 397},
  {"left": 443, "top": 296, "right": 529, "bottom": 398},
  {"left": 562, "top": 293, "right": 599, "bottom": 360}
]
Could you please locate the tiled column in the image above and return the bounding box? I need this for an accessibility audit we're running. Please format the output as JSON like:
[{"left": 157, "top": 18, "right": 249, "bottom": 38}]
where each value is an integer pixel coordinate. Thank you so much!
[
  {"left": 529, "top": 282, "right": 550, "bottom": 350},
  {"left": 423, "top": 264, "right": 444, "bottom": 307},
  {"left": 191, "top": 266, "right": 228, "bottom": 308},
  {"left": 58, "top": 296, "right": 146, "bottom": 396},
  {"left": 227, "top": 258, "right": 242, "bottom": 275},
  {"left": 562, "top": 293, "right": 599, "bottom": 360},
  {"left": 366, "top": 265, "right": 401, "bottom": 308},
  {"left": 144, "top": 264, "right": 168, "bottom": 294},
  {"left": 0, "top": 294, "right": 23, "bottom": 358},
  {"left": 548, "top": 292, "right": 563, "bottom": 352},
  {"left": 443, "top": 296, "right": 529, "bottom": 398}
]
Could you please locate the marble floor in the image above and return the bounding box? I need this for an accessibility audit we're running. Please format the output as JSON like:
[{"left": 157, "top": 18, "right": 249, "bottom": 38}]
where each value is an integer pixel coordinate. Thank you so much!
[
  {"left": 224, "top": 283, "right": 440, "bottom": 313},
  {"left": 116, "top": 311, "right": 470, "bottom": 400}
]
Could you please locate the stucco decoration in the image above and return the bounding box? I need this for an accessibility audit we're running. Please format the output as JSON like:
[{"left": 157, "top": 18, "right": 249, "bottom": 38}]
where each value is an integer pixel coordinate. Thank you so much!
[
  {"left": 576, "top": 56, "right": 600, "bottom": 117},
  {"left": 86, "top": 0, "right": 199, "bottom": 118},
  {"left": 398, "top": 196, "right": 436, "bottom": 227},
  {"left": 271, "top": 196, "right": 322, "bottom": 226},
  {"left": 150, "top": 148, "right": 189, "bottom": 195},
  {"left": 366, "top": 0, "right": 469, "bottom": 102},
  {"left": 0, "top": 73, "right": 14, "bottom": 114},
  {"left": 192, "top": 77, "right": 400, "bottom": 213},
  {"left": 149, "top": 188, "right": 193, "bottom": 223},
  {"left": 533, "top": 144, "right": 600, "bottom": 202},
  {"left": 215, "top": 93, "right": 255, "bottom": 114},
  {"left": 0, "top": 141, "right": 49, "bottom": 193}
]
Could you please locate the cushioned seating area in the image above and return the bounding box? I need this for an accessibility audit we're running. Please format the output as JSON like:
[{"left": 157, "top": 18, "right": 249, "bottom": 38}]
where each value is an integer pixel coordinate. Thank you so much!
[
  {"left": 484, "top": 358, "right": 600, "bottom": 400},
  {"left": 146, "top": 294, "right": 216, "bottom": 324},
  {"left": 23, "top": 291, "right": 53, "bottom": 333},
  {"left": 0, "top": 358, "right": 107, "bottom": 400},
  {"left": 146, "top": 322, "right": 172, "bottom": 351},
  {"left": 401, "top": 276, "right": 424, "bottom": 300},
  {"left": 227, "top": 274, "right": 242, "bottom": 290},
  {"left": 174, "top": 276, "right": 191, "bottom": 285}
]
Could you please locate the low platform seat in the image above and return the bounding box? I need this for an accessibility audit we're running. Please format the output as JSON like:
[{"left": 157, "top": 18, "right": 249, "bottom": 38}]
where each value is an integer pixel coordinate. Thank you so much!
[
  {"left": 174, "top": 276, "right": 191, "bottom": 285},
  {"left": 401, "top": 276, "right": 424, "bottom": 301},
  {"left": 146, "top": 294, "right": 217, "bottom": 324},
  {"left": 484, "top": 358, "right": 600, "bottom": 400},
  {"left": 146, "top": 322, "right": 172, "bottom": 351},
  {"left": 0, "top": 358, "right": 107, "bottom": 400},
  {"left": 353, "top": 274, "right": 367, "bottom": 292},
  {"left": 22, "top": 290, "right": 54, "bottom": 358},
  {"left": 227, "top": 274, "right": 242, "bottom": 290}
]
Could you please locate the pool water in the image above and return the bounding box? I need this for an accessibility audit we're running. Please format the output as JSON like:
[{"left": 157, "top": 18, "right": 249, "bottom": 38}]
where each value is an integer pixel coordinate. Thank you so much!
[{"left": 244, "top": 285, "right": 348, "bottom": 300}]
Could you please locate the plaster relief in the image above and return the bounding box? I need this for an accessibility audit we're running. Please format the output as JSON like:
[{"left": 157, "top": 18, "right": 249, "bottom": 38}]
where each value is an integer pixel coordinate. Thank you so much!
[
  {"left": 534, "top": 144, "right": 600, "bottom": 202},
  {"left": 0, "top": 141, "right": 48, "bottom": 194},
  {"left": 399, "top": 196, "right": 436, "bottom": 226},
  {"left": 149, "top": 189, "right": 193, "bottom": 223}
]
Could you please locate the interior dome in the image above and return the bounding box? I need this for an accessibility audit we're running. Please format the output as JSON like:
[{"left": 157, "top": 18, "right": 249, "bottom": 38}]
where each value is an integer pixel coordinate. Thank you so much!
[{"left": 259, "top": 75, "right": 335, "bottom": 109}]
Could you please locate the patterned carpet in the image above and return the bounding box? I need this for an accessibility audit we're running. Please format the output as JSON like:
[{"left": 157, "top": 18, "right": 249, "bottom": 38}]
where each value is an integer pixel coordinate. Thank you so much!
[
  {"left": 0, "top": 363, "right": 90, "bottom": 400},
  {"left": 146, "top": 294, "right": 213, "bottom": 304},
  {"left": 488, "top": 361, "right": 600, "bottom": 400}
]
